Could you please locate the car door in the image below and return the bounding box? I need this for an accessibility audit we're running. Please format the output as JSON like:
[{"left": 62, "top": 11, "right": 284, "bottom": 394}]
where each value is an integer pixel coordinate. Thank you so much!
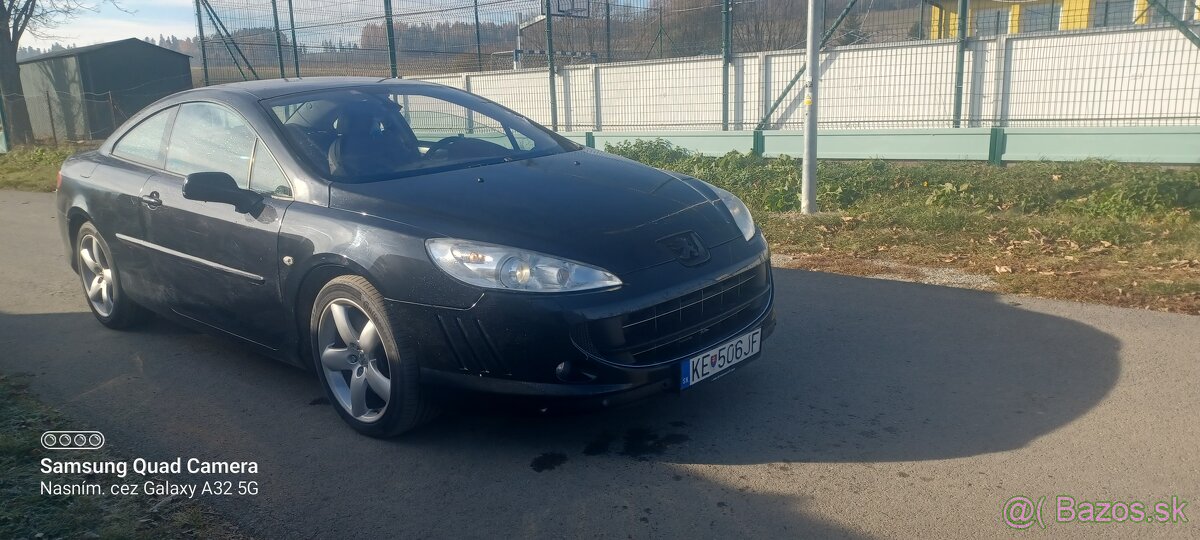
[
  {"left": 140, "top": 101, "right": 295, "bottom": 350},
  {"left": 91, "top": 106, "right": 179, "bottom": 302}
]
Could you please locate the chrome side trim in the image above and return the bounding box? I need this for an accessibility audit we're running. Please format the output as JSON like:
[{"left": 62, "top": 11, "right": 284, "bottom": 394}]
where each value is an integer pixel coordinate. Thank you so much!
[{"left": 115, "top": 233, "right": 265, "bottom": 283}]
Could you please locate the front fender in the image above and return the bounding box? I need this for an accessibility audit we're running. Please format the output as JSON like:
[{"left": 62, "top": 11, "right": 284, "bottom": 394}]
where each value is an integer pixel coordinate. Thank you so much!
[{"left": 278, "top": 203, "right": 484, "bottom": 317}]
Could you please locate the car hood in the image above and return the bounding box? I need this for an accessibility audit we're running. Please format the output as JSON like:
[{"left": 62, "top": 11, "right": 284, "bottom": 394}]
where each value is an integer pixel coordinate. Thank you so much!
[{"left": 328, "top": 148, "right": 741, "bottom": 274}]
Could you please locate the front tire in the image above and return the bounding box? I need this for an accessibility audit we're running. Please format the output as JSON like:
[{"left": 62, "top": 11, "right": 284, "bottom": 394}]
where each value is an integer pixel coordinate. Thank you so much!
[
  {"left": 309, "top": 276, "right": 438, "bottom": 437},
  {"left": 76, "top": 222, "right": 146, "bottom": 329}
]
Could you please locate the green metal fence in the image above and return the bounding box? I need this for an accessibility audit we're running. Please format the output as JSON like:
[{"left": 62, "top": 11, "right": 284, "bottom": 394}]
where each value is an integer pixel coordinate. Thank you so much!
[{"left": 194, "top": 0, "right": 1200, "bottom": 133}]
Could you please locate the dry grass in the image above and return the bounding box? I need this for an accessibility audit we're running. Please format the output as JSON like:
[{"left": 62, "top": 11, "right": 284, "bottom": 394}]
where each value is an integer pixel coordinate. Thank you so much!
[{"left": 763, "top": 212, "right": 1200, "bottom": 314}]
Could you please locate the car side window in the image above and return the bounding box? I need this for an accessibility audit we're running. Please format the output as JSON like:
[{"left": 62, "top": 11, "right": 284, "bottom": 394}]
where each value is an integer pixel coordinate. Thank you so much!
[
  {"left": 166, "top": 102, "right": 256, "bottom": 188},
  {"left": 249, "top": 139, "right": 292, "bottom": 198},
  {"left": 112, "top": 107, "right": 175, "bottom": 166}
]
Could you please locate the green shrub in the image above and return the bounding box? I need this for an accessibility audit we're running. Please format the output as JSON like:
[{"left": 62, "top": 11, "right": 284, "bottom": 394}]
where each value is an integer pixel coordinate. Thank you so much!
[{"left": 602, "top": 139, "right": 1200, "bottom": 223}]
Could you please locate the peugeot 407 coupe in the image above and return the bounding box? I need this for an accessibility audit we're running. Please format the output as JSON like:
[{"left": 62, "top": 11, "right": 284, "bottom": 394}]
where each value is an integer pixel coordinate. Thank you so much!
[{"left": 56, "top": 77, "right": 776, "bottom": 437}]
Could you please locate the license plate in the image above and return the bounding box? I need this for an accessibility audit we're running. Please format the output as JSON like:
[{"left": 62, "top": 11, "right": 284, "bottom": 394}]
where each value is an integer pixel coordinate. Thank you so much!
[{"left": 680, "top": 328, "right": 762, "bottom": 390}]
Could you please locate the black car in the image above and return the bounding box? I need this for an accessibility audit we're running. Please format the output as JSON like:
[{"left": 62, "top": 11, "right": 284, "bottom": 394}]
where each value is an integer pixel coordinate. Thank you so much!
[{"left": 56, "top": 77, "right": 776, "bottom": 437}]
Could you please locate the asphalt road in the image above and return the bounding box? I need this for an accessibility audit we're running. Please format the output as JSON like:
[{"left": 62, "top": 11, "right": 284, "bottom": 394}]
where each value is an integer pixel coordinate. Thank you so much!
[{"left": 2, "top": 190, "right": 1197, "bottom": 539}]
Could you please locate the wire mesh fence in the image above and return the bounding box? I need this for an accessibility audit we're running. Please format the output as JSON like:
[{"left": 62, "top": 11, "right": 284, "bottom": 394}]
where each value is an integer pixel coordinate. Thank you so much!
[
  {"left": 3, "top": 87, "right": 186, "bottom": 145},
  {"left": 192, "top": 0, "right": 1200, "bottom": 131}
]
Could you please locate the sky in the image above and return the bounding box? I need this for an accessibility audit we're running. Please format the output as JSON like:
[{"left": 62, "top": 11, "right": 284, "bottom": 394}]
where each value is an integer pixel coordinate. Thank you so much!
[{"left": 22, "top": 0, "right": 197, "bottom": 49}]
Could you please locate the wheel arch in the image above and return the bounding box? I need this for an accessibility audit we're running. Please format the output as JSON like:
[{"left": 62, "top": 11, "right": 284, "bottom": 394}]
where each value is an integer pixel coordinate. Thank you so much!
[
  {"left": 289, "top": 258, "right": 388, "bottom": 370},
  {"left": 65, "top": 207, "right": 94, "bottom": 273}
]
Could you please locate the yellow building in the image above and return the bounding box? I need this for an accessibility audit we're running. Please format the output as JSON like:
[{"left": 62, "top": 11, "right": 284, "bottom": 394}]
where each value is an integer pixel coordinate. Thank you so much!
[{"left": 928, "top": 0, "right": 1198, "bottom": 38}]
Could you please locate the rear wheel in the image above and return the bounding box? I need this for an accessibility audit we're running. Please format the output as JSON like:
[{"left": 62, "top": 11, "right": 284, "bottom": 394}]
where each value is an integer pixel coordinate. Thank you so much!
[
  {"left": 310, "top": 276, "right": 438, "bottom": 437},
  {"left": 76, "top": 222, "right": 146, "bottom": 329}
]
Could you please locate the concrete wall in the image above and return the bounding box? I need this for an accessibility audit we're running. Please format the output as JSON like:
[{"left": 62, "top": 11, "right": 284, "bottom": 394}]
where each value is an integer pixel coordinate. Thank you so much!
[{"left": 410, "top": 24, "right": 1200, "bottom": 133}]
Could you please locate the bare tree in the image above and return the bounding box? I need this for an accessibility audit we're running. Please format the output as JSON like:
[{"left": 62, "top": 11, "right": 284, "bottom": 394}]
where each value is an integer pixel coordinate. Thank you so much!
[
  {"left": 733, "top": 0, "right": 808, "bottom": 53},
  {"left": 1, "top": 1, "right": 117, "bottom": 145}
]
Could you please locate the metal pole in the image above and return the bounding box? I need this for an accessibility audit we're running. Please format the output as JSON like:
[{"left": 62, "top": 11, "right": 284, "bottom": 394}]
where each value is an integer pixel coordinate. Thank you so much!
[
  {"left": 658, "top": 6, "right": 664, "bottom": 58},
  {"left": 46, "top": 91, "right": 58, "bottom": 145},
  {"left": 383, "top": 0, "right": 399, "bottom": 78},
  {"left": 473, "top": 0, "right": 484, "bottom": 71},
  {"left": 1147, "top": 0, "right": 1200, "bottom": 50},
  {"left": 545, "top": 1, "right": 558, "bottom": 131},
  {"left": 270, "top": 0, "right": 286, "bottom": 78},
  {"left": 721, "top": 0, "right": 731, "bottom": 131},
  {"left": 801, "top": 0, "right": 822, "bottom": 215},
  {"left": 0, "top": 91, "right": 10, "bottom": 152},
  {"left": 605, "top": 1, "right": 612, "bottom": 62},
  {"left": 951, "top": 0, "right": 969, "bottom": 127},
  {"left": 203, "top": 0, "right": 259, "bottom": 79},
  {"left": 194, "top": 0, "right": 210, "bottom": 85},
  {"left": 107, "top": 92, "right": 117, "bottom": 133},
  {"left": 756, "top": 0, "right": 857, "bottom": 129},
  {"left": 287, "top": 0, "right": 300, "bottom": 76},
  {"left": 918, "top": 0, "right": 925, "bottom": 39}
]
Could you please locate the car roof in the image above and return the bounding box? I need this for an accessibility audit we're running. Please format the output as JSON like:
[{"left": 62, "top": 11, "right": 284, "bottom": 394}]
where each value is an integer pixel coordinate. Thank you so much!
[{"left": 181, "top": 76, "right": 443, "bottom": 101}]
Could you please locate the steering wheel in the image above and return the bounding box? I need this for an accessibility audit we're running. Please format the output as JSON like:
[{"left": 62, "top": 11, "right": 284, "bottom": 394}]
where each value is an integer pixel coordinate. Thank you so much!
[{"left": 424, "top": 136, "right": 464, "bottom": 160}]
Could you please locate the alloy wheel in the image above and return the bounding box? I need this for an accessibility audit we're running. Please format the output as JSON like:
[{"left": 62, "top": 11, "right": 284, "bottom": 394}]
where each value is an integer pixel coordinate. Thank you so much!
[
  {"left": 78, "top": 233, "right": 115, "bottom": 317},
  {"left": 317, "top": 299, "right": 392, "bottom": 423}
]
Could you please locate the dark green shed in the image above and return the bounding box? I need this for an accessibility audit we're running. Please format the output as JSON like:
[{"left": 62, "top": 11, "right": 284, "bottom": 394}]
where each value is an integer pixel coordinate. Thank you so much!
[{"left": 18, "top": 38, "right": 192, "bottom": 142}]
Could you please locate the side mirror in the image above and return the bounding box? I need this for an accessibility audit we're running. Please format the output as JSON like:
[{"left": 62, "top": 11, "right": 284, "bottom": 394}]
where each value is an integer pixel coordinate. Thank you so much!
[{"left": 183, "top": 172, "right": 263, "bottom": 214}]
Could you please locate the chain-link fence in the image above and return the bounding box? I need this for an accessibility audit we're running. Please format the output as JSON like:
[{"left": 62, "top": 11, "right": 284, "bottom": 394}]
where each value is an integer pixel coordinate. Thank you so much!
[
  {"left": 2, "top": 88, "right": 179, "bottom": 145},
  {"left": 187, "top": 0, "right": 1200, "bottom": 131}
]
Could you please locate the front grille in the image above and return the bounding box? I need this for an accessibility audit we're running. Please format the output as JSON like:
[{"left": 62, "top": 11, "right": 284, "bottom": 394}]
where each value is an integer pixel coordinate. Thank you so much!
[{"left": 574, "top": 262, "right": 771, "bottom": 367}]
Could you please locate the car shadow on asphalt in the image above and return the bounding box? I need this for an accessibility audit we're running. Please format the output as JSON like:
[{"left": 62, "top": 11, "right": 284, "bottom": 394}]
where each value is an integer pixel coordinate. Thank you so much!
[
  {"left": 0, "top": 268, "right": 1120, "bottom": 538},
  {"left": 412, "top": 268, "right": 1121, "bottom": 465}
]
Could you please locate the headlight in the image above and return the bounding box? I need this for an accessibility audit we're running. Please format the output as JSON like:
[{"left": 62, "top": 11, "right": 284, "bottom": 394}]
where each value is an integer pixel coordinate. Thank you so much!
[
  {"left": 711, "top": 185, "right": 756, "bottom": 240},
  {"left": 426, "top": 238, "right": 622, "bottom": 292}
]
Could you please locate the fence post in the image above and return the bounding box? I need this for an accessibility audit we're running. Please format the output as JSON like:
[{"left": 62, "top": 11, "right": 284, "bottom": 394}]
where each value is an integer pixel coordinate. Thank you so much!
[
  {"left": 46, "top": 91, "right": 58, "bottom": 145},
  {"left": 988, "top": 127, "right": 1005, "bottom": 165},
  {"left": 270, "top": 0, "right": 286, "bottom": 78},
  {"left": 592, "top": 64, "right": 602, "bottom": 131},
  {"left": 288, "top": 0, "right": 301, "bottom": 76},
  {"left": 0, "top": 92, "right": 9, "bottom": 152},
  {"left": 658, "top": 6, "right": 664, "bottom": 58},
  {"left": 952, "top": 0, "right": 969, "bottom": 127},
  {"left": 107, "top": 92, "right": 117, "bottom": 136},
  {"left": 473, "top": 0, "right": 484, "bottom": 71},
  {"left": 604, "top": 1, "right": 612, "bottom": 62},
  {"left": 383, "top": 0, "right": 399, "bottom": 78},
  {"left": 721, "top": 0, "right": 732, "bottom": 131},
  {"left": 194, "top": 0, "right": 209, "bottom": 86},
  {"left": 545, "top": 0, "right": 559, "bottom": 131}
]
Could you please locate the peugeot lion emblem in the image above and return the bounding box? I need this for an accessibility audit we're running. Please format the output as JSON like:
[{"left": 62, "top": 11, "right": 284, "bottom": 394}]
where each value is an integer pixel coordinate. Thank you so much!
[{"left": 659, "top": 231, "right": 710, "bottom": 267}]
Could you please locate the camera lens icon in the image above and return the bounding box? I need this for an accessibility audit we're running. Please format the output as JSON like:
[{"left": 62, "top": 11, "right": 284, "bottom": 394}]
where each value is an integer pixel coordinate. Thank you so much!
[{"left": 41, "top": 431, "right": 105, "bottom": 450}]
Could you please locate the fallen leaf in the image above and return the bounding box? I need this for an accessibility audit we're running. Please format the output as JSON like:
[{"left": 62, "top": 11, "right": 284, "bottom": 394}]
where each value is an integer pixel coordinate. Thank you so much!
[{"left": 994, "top": 265, "right": 1013, "bottom": 274}]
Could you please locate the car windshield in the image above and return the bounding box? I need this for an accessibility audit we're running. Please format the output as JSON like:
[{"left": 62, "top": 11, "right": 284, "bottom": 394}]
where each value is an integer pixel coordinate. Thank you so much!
[{"left": 264, "top": 84, "right": 577, "bottom": 183}]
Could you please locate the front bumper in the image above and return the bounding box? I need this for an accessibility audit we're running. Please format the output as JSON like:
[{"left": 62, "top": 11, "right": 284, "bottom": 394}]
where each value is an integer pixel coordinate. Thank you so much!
[{"left": 390, "top": 235, "right": 776, "bottom": 406}]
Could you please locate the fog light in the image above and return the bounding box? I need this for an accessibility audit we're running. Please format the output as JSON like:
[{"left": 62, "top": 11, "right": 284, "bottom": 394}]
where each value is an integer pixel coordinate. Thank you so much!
[{"left": 555, "top": 361, "right": 571, "bottom": 381}]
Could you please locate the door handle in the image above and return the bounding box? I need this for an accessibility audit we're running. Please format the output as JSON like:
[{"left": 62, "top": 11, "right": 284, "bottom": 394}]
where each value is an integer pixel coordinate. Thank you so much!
[{"left": 140, "top": 191, "right": 162, "bottom": 209}]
